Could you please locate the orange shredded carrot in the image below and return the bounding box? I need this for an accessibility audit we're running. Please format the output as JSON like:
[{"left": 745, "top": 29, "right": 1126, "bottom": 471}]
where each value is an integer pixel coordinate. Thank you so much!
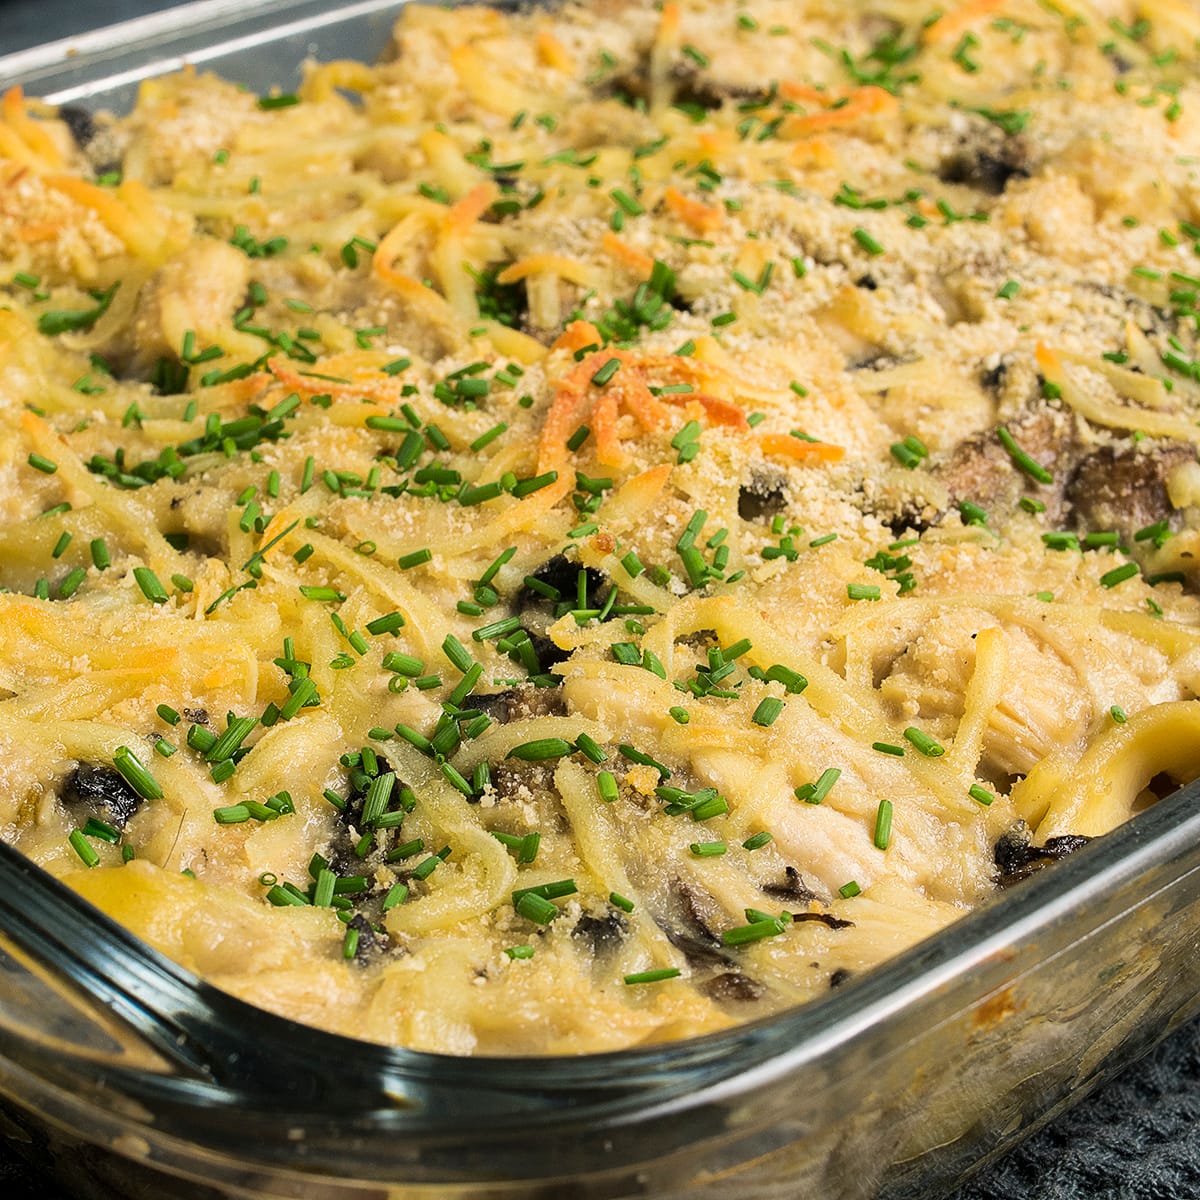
[
  {"left": 923, "top": 0, "right": 1004, "bottom": 42},
  {"left": 0, "top": 124, "right": 40, "bottom": 168},
  {"left": 592, "top": 390, "right": 630, "bottom": 468},
  {"left": 550, "top": 320, "right": 603, "bottom": 357},
  {"left": 779, "top": 82, "right": 830, "bottom": 105},
  {"left": 601, "top": 231, "right": 655, "bottom": 278},
  {"left": 536, "top": 30, "right": 575, "bottom": 73},
  {"left": 443, "top": 181, "right": 499, "bottom": 235},
  {"left": 783, "top": 86, "right": 897, "bottom": 138},
  {"left": 665, "top": 391, "right": 749, "bottom": 430},
  {"left": 790, "top": 139, "right": 836, "bottom": 168},
  {"left": 539, "top": 368, "right": 593, "bottom": 472},
  {"left": 663, "top": 186, "right": 722, "bottom": 234},
  {"left": 17, "top": 222, "right": 61, "bottom": 243},
  {"left": 42, "top": 174, "right": 162, "bottom": 257},
  {"left": 615, "top": 373, "right": 672, "bottom": 430},
  {"left": 266, "top": 356, "right": 392, "bottom": 399},
  {"left": 1035, "top": 342, "right": 1064, "bottom": 384},
  {"left": 497, "top": 254, "right": 595, "bottom": 286},
  {"left": 656, "top": 2, "right": 681, "bottom": 42},
  {"left": 758, "top": 433, "right": 845, "bottom": 464},
  {"left": 2, "top": 87, "right": 63, "bottom": 168}
]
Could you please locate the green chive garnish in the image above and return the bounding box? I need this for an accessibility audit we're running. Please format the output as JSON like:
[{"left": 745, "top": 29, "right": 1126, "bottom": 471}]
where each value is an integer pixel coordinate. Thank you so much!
[
  {"left": 1101, "top": 562, "right": 1138, "bottom": 588},
  {"left": 113, "top": 745, "right": 163, "bottom": 801},
  {"left": 506, "top": 738, "right": 574, "bottom": 761},
  {"left": 68, "top": 830, "right": 100, "bottom": 868},
  {"left": 902, "top": 727, "right": 945, "bottom": 757},
  {"left": 997, "top": 427, "right": 1053, "bottom": 485},
  {"left": 751, "top": 697, "right": 785, "bottom": 727},
  {"left": 624, "top": 968, "right": 681, "bottom": 984},
  {"left": 397, "top": 548, "right": 432, "bottom": 569},
  {"left": 968, "top": 784, "right": 995, "bottom": 806},
  {"left": 873, "top": 799, "right": 893, "bottom": 849}
]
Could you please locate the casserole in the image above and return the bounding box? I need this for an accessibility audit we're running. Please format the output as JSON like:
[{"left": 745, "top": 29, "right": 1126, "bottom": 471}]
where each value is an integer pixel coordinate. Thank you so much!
[{"left": 7, "top": 0, "right": 1200, "bottom": 1195}]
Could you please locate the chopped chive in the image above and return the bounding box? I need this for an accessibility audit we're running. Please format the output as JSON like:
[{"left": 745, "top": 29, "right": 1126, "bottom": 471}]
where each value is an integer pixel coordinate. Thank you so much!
[
  {"left": 507, "top": 737, "right": 574, "bottom": 761},
  {"left": 442, "top": 634, "right": 474, "bottom": 672},
  {"left": 82, "top": 818, "right": 120, "bottom": 844},
  {"left": 397, "top": 548, "right": 432, "bottom": 569},
  {"left": 206, "top": 716, "right": 257, "bottom": 763},
  {"left": 743, "top": 831, "right": 773, "bottom": 851},
  {"left": 1110, "top": 705, "right": 1127, "bottom": 724},
  {"left": 505, "top": 944, "right": 535, "bottom": 959},
  {"left": 795, "top": 767, "right": 840, "bottom": 804},
  {"left": 847, "top": 583, "right": 881, "bottom": 601},
  {"left": 751, "top": 696, "right": 785, "bottom": 727},
  {"left": 838, "top": 881, "right": 862, "bottom": 899},
  {"left": 68, "top": 830, "right": 100, "bottom": 868},
  {"left": 470, "top": 423, "right": 507, "bottom": 452},
  {"left": 1100, "top": 562, "right": 1138, "bottom": 588},
  {"left": 113, "top": 745, "right": 163, "bottom": 801},
  {"left": 279, "top": 677, "right": 318, "bottom": 721},
  {"left": 872, "top": 741, "right": 904, "bottom": 757},
  {"left": 299, "top": 585, "right": 344, "bottom": 602},
  {"left": 132, "top": 567, "right": 169, "bottom": 603},
  {"left": 624, "top": 968, "right": 681, "bottom": 984},
  {"left": 156, "top": 704, "right": 181, "bottom": 726},
  {"left": 57, "top": 568, "right": 86, "bottom": 599},
  {"left": 852, "top": 228, "right": 884, "bottom": 256},
  {"left": 511, "top": 471, "right": 558, "bottom": 498},
  {"left": 968, "top": 783, "right": 995, "bottom": 806},
  {"left": 996, "top": 280, "right": 1020, "bottom": 300},
  {"left": 597, "top": 770, "right": 619, "bottom": 802},
  {"left": 366, "top": 611, "right": 405, "bottom": 635},
  {"left": 90, "top": 538, "right": 110, "bottom": 568},
  {"left": 515, "top": 892, "right": 559, "bottom": 924},
  {"left": 997, "top": 427, "right": 1053, "bottom": 485},
  {"left": 722, "top": 919, "right": 787, "bottom": 946},
  {"left": 873, "top": 799, "right": 893, "bottom": 850},
  {"left": 574, "top": 733, "right": 607, "bottom": 763},
  {"left": 690, "top": 840, "right": 727, "bottom": 857},
  {"left": 902, "top": 727, "right": 945, "bottom": 757},
  {"left": 213, "top": 805, "right": 251, "bottom": 825},
  {"left": 27, "top": 453, "right": 58, "bottom": 474}
]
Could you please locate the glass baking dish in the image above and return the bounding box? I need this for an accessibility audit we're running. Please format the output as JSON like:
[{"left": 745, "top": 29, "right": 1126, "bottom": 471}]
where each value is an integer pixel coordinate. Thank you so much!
[{"left": 4, "top": 4, "right": 1200, "bottom": 1197}]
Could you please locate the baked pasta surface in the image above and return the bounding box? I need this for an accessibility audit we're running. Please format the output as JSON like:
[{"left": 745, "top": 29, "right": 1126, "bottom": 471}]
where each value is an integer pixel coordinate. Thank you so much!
[{"left": 2, "top": 0, "right": 1200, "bottom": 1054}]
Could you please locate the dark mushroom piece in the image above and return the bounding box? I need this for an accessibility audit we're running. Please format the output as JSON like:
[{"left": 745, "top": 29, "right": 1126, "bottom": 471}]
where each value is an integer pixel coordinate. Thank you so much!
[
  {"left": 57, "top": 105, "right": 98, "bottom": 149},
  {"left": 932, "top": 403, "right": 1080, "bottom": 527},
  {"left": 516, "top": 555, "right": 606, "bottom": 668},
  {"left": 654, "top": 877, "right": 737, "bottom": 968},
  {"left": 344, "top": 914, "right": 389, "bottom": 965},
  {"left": 937, "top": 124, "right": 1035, "bottom": 195},
  {"left": 994, "top": 823, "right": 1092, "bottom": 886},
  {"left": 467, "top": 685, "right": 567, "bottom": 725},
  {"left": 738, "top": 468, "right": 790, "bottom": 523},
  {"left": 60, "top": 763, "right": 144, "bottom": 829},
  {"left": 701, "top": 972, "right": 766, "bottom": 1003},
  {"left": 572, "top": 910, "right": 629, "bottom": 957},
  {"left": 1066, "top": 441, "right": 1195, "bottom": 555},
  {"left": 761, "top": 865, "right": 819, "bottom": 904}
]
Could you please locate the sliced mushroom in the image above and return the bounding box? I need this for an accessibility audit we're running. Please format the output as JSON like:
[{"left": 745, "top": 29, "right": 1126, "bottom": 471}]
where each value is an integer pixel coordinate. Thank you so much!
[
  {"left": 1066, "top": 441, "right": 1195, "bottom": 551},
  {"left": 60, "top": 763, "right": 143, "bottom": 828}
]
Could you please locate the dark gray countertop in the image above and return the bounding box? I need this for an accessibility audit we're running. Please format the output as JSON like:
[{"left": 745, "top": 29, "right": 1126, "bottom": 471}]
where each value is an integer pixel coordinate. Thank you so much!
[{"left": 1, "top": 2, "right": 1199, "bottom": 1197}]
